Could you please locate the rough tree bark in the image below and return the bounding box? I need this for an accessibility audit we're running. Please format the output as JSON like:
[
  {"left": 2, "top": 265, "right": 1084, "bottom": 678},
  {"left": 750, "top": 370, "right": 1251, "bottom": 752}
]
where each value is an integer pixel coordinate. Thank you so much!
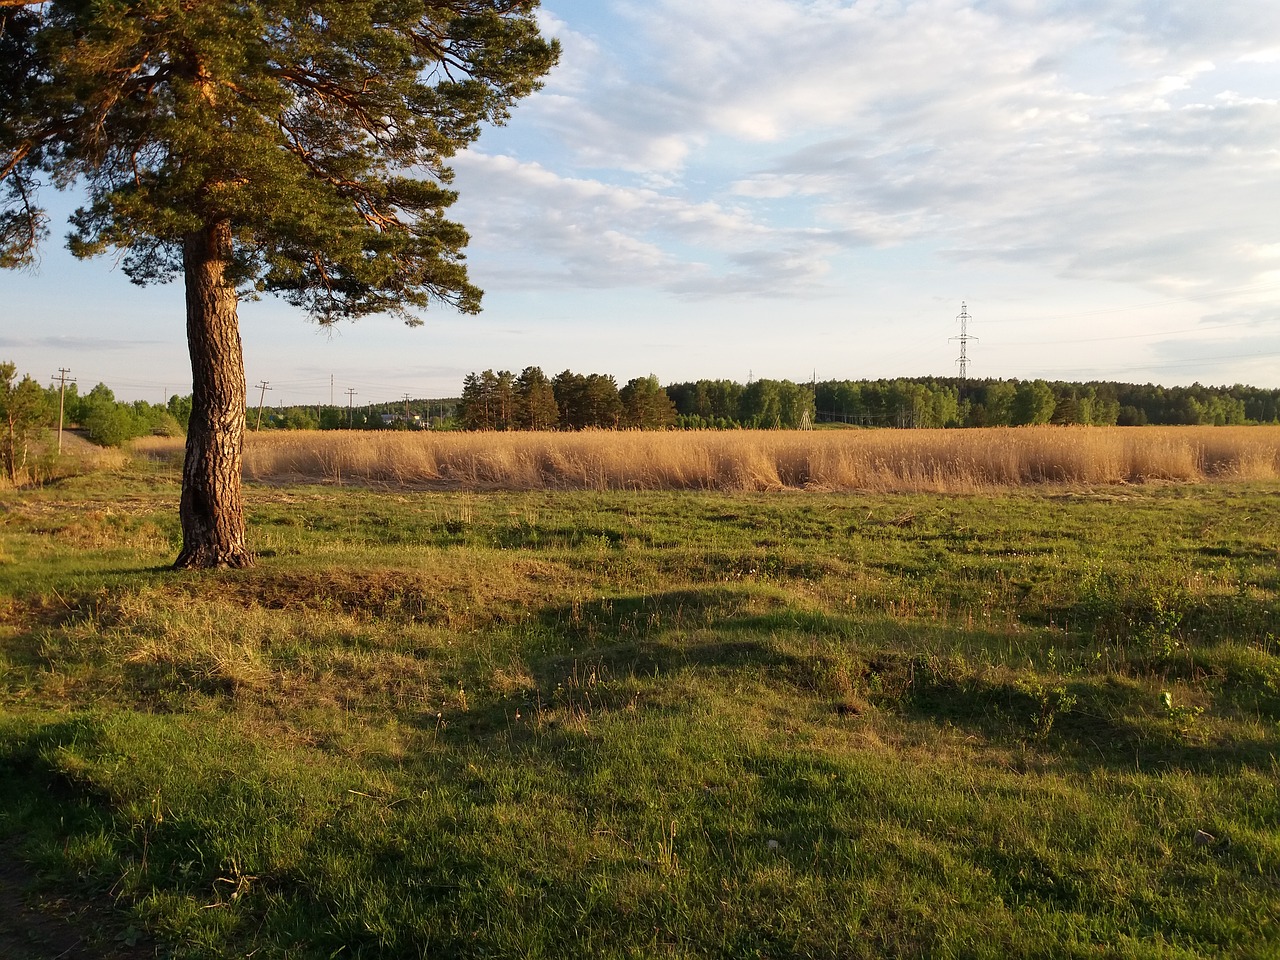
[{"left": 174, "top": 220, "right": 253, "bottom": 569}]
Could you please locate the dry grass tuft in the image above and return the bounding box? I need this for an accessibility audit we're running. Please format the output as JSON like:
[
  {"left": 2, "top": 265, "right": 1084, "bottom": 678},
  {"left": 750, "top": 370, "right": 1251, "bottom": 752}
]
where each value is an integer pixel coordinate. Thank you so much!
[
  {"left": 130, "top": 425, "right": 1280, "bottom": 493},
  {"left": 0, "top": 433, "right": 129, "bottom": 490}
]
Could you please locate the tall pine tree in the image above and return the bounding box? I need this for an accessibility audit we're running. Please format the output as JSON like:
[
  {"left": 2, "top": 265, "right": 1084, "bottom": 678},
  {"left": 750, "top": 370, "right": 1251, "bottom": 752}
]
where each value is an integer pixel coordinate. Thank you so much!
[{"left": 0, "top": 1, "right": 557, "bottom": 566}]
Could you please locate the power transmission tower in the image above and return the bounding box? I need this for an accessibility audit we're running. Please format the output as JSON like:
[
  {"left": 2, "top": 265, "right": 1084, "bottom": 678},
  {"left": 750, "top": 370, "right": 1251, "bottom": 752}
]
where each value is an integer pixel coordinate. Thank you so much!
[
  {"left": 254, "top": 381, "right": 272, "bottom": 431},
  {"left": 951, "top": 302, "right": 977, "bottom": 379},
  {"left": 346, "top": 388, "right": 358, "bottom": 428},
  {"left": 51, "top": 367, "right": 75, "bottom": 454},
  {"left": 800, "top": 369, "right": 815, "bottom": 430}
]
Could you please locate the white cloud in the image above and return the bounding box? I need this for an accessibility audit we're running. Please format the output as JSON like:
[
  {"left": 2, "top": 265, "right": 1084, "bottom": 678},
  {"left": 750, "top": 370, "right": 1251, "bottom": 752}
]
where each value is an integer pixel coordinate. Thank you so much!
[
  {"left": 1242, "top": 244, "right": 1280, "bottom": 261},
  {"left": 452, "top": 152, "right": 838, "bottom": 297},
  {"left": 1238, "top": 46, "right": 1280, "bottom": 64},
  {"left": 515, "top": 0, "right": 1280, "bottom": 300}
]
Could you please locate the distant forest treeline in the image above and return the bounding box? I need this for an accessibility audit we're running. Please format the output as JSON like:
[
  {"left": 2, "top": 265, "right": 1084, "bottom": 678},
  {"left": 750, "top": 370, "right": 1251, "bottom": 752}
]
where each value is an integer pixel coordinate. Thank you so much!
[
  {"left": 451, "top": 370, "right": 1279, "bottom": 431},
  {"left": 16, "top": 366, "right": 1280, "bottom": 449},
  {"left": 810, "top": 377, "right": 1274, "bottom": 429},
  {"left": 30, "top": 381, "right": 191, "bottom": 445}
]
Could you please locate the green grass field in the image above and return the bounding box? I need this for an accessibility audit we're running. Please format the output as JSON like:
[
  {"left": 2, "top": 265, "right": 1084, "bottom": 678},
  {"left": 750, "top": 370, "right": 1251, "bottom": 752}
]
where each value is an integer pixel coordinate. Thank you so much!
[{"left": 1, "top": 463, "right": 1277, "bottom": 958}]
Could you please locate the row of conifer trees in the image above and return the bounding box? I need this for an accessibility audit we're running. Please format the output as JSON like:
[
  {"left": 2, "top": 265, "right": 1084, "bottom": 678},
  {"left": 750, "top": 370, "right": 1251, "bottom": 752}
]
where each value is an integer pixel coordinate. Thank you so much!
[{"left": 456, "top": 371, "right": 1280, "bottom": 431}]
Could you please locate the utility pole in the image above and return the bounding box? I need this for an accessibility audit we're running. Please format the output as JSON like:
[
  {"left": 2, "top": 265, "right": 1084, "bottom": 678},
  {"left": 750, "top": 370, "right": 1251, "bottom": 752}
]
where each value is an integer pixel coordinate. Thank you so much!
[
  {"left": 800, "top": 369, "right": 816, "bottom": 430},
  {"left": 51, "top": 368, "right": 75, "bottom": 454},
  {"left": 951, "top": 301, "right": 977, "bottom": 379},
  {"left": 403, "top": 393, "right": 412, "bottom": 424},
  {"left": 346, "top": 388, "right": 357, "bottom": 428},
  {"left": 254, "top": 380, "right": 272, "bottom": 431}
]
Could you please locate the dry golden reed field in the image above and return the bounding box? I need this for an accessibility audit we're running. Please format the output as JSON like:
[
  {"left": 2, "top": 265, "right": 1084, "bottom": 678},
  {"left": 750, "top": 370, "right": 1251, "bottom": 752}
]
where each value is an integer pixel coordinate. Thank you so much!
[{"left": 131, "top": 424, "right": 1280, "bottom": 492}]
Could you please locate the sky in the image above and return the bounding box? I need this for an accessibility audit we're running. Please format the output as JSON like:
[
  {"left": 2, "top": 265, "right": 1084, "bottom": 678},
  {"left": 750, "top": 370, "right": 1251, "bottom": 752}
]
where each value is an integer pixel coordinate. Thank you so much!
[{"left": 4, "top": 0, "right": 1280, "bottom": 406}]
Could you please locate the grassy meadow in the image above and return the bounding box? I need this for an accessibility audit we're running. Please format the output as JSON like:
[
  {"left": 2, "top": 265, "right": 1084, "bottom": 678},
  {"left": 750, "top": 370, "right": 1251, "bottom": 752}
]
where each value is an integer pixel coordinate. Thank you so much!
[{"left": 2, "top": 428, "right": 1279, "bottom": 958}]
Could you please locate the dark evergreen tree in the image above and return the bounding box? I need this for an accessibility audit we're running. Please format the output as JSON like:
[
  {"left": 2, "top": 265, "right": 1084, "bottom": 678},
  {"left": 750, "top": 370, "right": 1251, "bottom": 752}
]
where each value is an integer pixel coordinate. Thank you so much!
[
  {"left": 461, "top": 370, "right": 516, "bottom": 430},
  {"left": 620, "top": 375, "right": 676, "bottom": 429},
  {"left": 552, "top": 370, "right": 587, "bottom": 429},
  {"left": 515, "top": 366, "right": 558, "bottom": 430},
  {"left": 582, "top": 374, "right": 623, "bottom": 429},
  {"left": 1, "top": 1, "right": 557, "bottom": 566}
]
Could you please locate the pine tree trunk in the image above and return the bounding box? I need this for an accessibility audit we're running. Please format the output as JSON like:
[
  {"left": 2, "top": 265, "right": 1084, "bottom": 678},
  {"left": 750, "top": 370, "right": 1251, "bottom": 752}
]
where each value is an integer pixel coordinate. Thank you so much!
[{"left": 174, "top": 220, "right": 253, "bottom": 569}]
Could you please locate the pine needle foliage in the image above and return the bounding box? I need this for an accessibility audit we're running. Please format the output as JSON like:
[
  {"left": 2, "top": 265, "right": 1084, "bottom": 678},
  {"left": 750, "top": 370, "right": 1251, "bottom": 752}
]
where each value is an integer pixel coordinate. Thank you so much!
[{"left": 1, "top": 0, "right": 558, "bottom": 321}]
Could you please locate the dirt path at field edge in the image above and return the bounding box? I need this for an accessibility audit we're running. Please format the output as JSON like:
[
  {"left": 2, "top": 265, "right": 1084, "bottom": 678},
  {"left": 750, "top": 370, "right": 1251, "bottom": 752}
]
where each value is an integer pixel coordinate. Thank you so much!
[{"left": 0, "top": 841, "right": 157, "bottom": 959}]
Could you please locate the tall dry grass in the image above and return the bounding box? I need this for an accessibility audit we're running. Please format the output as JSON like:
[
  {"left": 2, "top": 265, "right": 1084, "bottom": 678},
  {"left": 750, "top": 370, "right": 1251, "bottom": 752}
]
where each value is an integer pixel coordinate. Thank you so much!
[
  {"left": 0, "top": 435, "right": 130, "bottom": 490},
  {"left": 129, "top": 425, "right": 1280, "bottom": 493}
]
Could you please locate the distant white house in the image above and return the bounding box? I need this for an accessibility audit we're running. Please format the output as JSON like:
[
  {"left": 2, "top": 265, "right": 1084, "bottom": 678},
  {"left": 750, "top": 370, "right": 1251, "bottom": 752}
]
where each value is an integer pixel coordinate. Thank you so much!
[{"left": 380, "top": 413, "right": 425, "bottom": 428}]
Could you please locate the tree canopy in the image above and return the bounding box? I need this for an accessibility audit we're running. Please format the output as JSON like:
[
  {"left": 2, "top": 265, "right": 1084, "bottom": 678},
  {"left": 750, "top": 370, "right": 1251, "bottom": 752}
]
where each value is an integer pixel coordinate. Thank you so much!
[
  {"left": 0, "top": 360, "right": 50, "bottom": 484},
  {"left": 2, "top": 0, "right": 557, "bottom": 318}
]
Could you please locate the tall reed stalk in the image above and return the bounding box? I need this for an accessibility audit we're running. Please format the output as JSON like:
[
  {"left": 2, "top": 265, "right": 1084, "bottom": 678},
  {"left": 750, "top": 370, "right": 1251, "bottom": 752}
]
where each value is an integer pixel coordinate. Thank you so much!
[{"left": 130, "top": 425, "right": 1280, "bottom": 493}]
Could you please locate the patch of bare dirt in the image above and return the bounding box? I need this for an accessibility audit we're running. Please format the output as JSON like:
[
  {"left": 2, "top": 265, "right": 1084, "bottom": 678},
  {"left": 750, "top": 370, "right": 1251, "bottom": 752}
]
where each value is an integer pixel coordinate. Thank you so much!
[{"left": 0, "top": 843, "right": 158, "bottom": 960}]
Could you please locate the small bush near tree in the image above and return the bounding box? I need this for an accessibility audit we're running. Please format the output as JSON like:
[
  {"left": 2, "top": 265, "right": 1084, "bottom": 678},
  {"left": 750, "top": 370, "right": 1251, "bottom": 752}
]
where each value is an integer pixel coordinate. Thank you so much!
[{"left": 0, "top": 361, "right": 51, "bottom": 484}]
